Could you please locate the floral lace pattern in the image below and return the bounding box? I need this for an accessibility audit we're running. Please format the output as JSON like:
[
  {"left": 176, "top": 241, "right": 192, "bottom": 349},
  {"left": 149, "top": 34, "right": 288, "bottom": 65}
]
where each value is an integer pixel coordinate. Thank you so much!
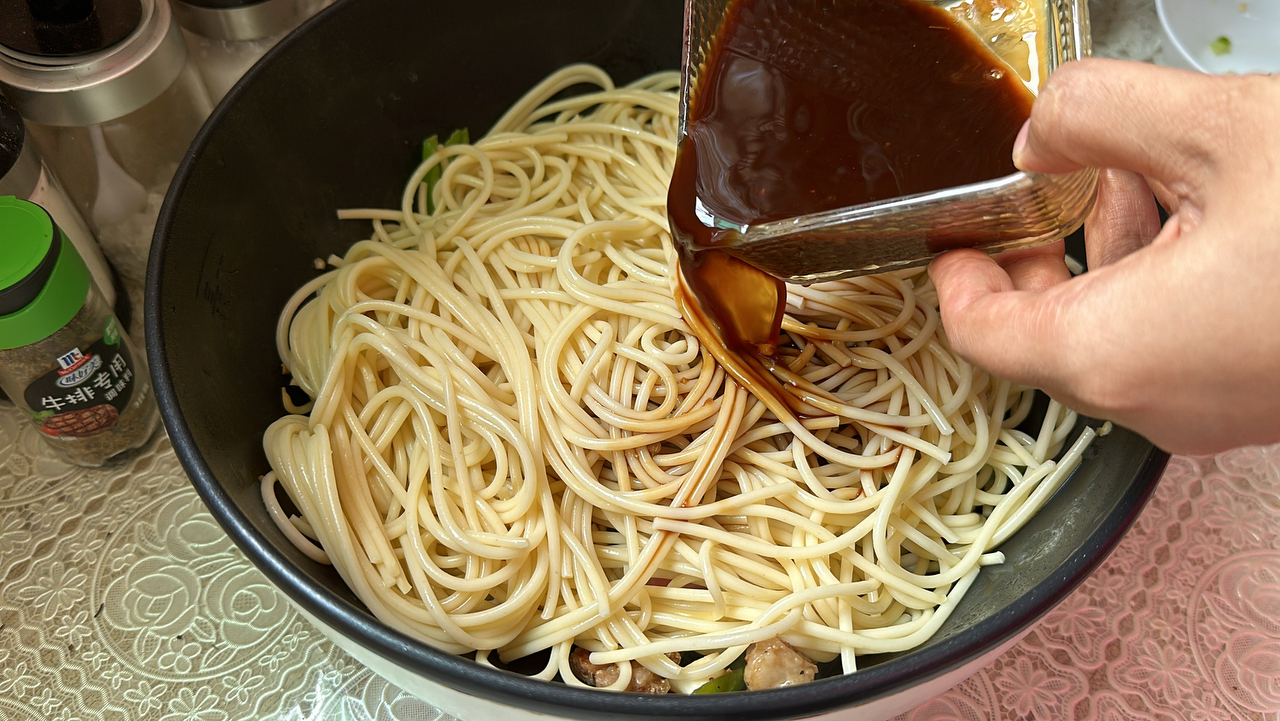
[
  {"left": 2, "top": 403, "right": 1278, "bottom": 721},
  {"left": 895, "top": 449, "right": 1280, "bottom": 721}
]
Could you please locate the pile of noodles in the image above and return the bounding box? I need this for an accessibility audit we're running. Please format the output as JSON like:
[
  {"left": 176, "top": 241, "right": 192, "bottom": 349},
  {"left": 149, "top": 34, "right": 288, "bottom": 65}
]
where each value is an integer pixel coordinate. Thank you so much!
[{"left": 261, "top": 64, "right": 1094, "bottom": 692}]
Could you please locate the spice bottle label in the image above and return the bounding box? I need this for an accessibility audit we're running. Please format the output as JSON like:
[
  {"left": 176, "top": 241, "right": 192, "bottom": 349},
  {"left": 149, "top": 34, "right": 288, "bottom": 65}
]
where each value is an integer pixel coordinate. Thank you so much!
[{"left": 21, "top": 317, "right": 137, "bottom": 438}]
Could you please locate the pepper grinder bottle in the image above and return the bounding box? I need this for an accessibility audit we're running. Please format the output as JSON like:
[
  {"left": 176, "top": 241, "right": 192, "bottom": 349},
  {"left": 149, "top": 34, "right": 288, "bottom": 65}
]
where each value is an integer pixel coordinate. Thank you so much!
[
  {"left": 172, "top": 0, "right": 329, "bottom": 103},
  {"left": 0, "top": 94, "right": 118, "bottom": 314},
  {"left": 0, "top": 0, "right": 213, "bottom": 319},
  {"left": 0, "top": 196, "right": 159, "bottom": 467}
]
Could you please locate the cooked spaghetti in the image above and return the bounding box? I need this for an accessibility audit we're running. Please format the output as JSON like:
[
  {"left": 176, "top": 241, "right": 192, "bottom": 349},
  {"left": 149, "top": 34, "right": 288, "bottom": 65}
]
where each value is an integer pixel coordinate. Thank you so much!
[{"left": 260, "top": 64, "right": 1092, "bottom": 692}]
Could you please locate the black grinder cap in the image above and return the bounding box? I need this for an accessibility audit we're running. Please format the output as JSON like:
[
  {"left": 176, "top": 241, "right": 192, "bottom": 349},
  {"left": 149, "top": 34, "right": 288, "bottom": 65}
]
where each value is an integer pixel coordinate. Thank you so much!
[
  {"left": 0, "top": 0, "right": 143, "bottom": 58},
  {"left": 177, "top": 0, "right": 272, "bottom": 6}
]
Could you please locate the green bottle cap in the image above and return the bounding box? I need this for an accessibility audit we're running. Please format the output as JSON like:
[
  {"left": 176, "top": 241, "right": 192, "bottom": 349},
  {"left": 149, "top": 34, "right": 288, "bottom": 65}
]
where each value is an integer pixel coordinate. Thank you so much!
[{"left": 0, "top": 196, "right": 91, "bottom": 350}]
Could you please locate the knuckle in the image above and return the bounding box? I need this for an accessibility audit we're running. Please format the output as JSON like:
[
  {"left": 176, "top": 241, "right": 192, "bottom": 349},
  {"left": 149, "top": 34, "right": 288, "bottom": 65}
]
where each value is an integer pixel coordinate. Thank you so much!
[
  {"left": 1028, "top": 61, "right": 1102, "bottom": 160},
  {"left": 1169, "top": 73, "right": 1277, "bottom": 177},
  {"left": 1038, "top": 61, "right": 1092, "bottom": 106},
  {"left": 1041, "top": 59, "right": 1093, "bottom": 97},
  {"left": 1027, "top": 79, "right": 1064, "bottom": 143},
  {"left": 1221, "top": 74, "right": 1280, "bottom": 159}
]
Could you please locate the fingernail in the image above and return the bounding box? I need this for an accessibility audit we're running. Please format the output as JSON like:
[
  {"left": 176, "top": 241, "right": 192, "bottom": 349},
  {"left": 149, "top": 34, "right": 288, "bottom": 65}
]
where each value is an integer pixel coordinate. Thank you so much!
[{"left": 1011, "top": 120, "right": 1030, "bottom": 170}]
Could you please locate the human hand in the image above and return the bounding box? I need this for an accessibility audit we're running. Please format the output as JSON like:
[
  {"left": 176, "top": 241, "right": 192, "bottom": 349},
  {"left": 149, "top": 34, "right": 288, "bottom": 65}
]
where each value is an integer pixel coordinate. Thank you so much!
[{"left": 929, "top": 59, "right": 1280, "bottom": 454}]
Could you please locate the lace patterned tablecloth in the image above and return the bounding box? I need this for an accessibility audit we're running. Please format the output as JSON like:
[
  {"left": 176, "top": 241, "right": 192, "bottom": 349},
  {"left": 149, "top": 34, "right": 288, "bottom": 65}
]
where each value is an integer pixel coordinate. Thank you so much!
[{"left": 6, "top": 1, "right": 1278, "bottom": 719}]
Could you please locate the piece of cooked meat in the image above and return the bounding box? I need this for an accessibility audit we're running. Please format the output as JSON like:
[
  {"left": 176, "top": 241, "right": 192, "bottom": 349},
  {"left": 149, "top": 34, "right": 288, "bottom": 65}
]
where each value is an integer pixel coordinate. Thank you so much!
[
  {"left": 568, "top": 647, "right": 680, "bottom": 694},
  {"left": 743, "top": 638, "right": 818, "bottom": 690}
]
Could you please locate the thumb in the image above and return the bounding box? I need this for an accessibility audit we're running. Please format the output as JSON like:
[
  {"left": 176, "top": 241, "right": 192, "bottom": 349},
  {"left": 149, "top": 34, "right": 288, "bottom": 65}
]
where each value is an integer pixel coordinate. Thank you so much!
[{"left": 929, "top": 250, "right": 1074, "bottom": 389}]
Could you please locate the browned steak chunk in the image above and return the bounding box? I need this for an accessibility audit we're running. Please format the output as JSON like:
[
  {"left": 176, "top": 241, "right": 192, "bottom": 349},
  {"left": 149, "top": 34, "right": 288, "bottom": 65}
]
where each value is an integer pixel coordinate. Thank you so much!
[
  {"left": 743, "top": 638, "right": 817, "bottom": 690},
  {"left": 568, "top": 647, "right": 679, "bottom": 694}
]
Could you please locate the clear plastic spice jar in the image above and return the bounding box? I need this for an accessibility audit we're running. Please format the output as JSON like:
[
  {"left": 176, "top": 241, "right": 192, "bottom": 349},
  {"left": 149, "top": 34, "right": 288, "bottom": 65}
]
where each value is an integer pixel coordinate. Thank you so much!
[
  {"left": 0, "top": 0, "right": 213, "bottom": 304},
  {"left": 0, "top": 93, "right": 119, "bottom": 314},
  {"left": 0, "top": 196, "right": 158, "bottom": 467},
  {"left": 173, "top": 0, "right": 330, "bottom": 103}
]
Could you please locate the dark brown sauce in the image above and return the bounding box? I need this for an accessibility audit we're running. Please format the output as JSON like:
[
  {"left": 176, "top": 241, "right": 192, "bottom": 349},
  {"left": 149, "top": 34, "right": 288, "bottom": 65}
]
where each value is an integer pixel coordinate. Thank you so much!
[{"left": 669, "top": 0, "right": 1035, "bottom": 413}]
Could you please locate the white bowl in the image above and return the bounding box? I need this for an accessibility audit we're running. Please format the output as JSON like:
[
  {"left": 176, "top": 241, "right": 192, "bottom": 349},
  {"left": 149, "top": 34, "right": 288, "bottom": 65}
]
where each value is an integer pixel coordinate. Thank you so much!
[{"left": 1157, "top": 0, "right": 1280, "bottom": 73}]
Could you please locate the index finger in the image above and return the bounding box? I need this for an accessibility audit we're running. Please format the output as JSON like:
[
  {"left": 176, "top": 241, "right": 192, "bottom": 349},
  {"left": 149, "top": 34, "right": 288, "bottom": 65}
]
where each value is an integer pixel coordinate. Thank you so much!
[{"left": 1012, "top": 59, "right": 1226, "bottom": 187}]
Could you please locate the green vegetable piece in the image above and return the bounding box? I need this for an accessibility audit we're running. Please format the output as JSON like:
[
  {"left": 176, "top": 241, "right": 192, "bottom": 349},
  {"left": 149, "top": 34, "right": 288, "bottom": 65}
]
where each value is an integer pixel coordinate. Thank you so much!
[
  {"left": 1210, "top": 36, "right": 1232, "bottom": 55},
  {"left": 420, "top": 129, "right": 470, "bottom": 214},
  {"left": 692, "top": 666, "right": 745, "bottom": 694},
  {"left": 421, "top": 135, "right": 442, "bottom": 214},
  {"left": 445, "top": 128, "right": 470, "bottom": 146}
]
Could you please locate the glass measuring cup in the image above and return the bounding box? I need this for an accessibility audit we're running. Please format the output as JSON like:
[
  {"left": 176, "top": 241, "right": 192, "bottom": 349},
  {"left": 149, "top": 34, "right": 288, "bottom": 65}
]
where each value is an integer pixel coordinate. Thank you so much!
[{"left": 676, "top": 0, "right": 1098, "bottom": 283}]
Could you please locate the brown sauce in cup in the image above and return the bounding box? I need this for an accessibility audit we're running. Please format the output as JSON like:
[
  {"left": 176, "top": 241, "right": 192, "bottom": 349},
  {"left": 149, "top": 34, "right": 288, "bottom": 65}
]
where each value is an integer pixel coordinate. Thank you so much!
[{"left": 668, "top": 0, "right": 1035, "bottom": 411}]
